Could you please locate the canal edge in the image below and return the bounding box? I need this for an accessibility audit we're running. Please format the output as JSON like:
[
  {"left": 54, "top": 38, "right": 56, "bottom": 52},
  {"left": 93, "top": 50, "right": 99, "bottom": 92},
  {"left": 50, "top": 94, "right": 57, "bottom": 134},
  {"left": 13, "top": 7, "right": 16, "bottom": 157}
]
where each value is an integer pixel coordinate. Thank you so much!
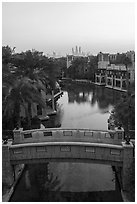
[
  {"left": 121, "top": 190, "right": 131, "bottom": 202},
  {"left": 2, "top": 164, "right": 25, "bottom": 202},
  {"left": 113, "top": 166, "right": 132, "bottom": 202}
]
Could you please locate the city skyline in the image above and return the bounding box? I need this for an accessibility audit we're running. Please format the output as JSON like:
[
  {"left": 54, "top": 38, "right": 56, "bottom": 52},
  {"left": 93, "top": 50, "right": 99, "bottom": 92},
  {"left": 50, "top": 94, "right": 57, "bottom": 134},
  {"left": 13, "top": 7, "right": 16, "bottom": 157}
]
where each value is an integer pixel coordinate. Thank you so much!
[{"left": 2, "top": 2, "right": 135, "bottom": 56}]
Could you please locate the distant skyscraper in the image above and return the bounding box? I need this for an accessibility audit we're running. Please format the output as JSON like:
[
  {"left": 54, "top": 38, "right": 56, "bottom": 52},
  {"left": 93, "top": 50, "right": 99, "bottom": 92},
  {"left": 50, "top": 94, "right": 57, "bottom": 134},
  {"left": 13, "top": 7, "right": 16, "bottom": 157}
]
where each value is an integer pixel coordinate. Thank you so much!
[
  {"left": 79, "top": 46, "right": 81, "bottom": 54},
  {"left": 72, "top": 48, "right": 74, "bottom": 55},
  {"left": 76, "top": 46, "right": 78, "bottom": 55},
  {"left": 70, "top": 46, "right": 86, "bottom": 57}
]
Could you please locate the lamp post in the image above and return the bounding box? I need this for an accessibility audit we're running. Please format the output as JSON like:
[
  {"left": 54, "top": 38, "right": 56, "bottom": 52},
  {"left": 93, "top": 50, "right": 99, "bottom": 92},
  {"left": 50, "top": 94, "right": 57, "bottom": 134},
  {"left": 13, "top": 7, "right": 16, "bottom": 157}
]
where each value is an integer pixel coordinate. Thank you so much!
[
  {"left": 125, "top": 94, "right": 133, "bottom": 145},
  {"left": 125, "top": 107, "right": 130, "bottom": 145},
  {"left": 125, "top": 134, "right": 130, "bottom": 145}
]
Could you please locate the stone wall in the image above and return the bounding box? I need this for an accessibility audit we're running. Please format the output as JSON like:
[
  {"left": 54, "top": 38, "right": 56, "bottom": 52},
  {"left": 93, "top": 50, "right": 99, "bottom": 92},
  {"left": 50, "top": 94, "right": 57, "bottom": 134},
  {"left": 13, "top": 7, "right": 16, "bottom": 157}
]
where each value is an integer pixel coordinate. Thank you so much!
[
  {"left": 2, "top": 141, "right": 14, "bottom": 187},
  {"left": 13, "top": 128, "right": 124, "bottom": 145},
  {"left": 122, "top": 142, "right": 134, "bottom": 190},
  {"left": 9, "top": 142, "right": 123, "bottom": 167},
  {"left": 2, "top": 141, "right": 24, "bottom": 188}
]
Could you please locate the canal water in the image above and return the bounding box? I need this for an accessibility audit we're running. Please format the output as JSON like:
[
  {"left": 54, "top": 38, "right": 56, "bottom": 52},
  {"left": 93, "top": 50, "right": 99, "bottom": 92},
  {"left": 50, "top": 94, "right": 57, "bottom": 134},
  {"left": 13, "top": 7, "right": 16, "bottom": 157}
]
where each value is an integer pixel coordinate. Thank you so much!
[{"left": 10, "top": 83, "right": 123, "bottom": 202}]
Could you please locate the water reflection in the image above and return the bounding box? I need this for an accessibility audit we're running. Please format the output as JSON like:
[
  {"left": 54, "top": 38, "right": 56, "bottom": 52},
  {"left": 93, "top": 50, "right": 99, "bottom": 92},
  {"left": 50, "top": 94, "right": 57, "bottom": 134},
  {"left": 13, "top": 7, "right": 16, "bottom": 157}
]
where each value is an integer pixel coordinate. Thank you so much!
[
  {"left": 65, "top": 83, "right": 122, "bottom": 109},
  {"left": 53, "top": 83, "right": 123, "bottom": 130},
  {"left": 10, "top": 84, "right": 123, "bottom": 202},
  {"left": 11, "top": 162, "right": 122, "bottom": 202},
  {"left": 13, "top": 164, "right": 62, "bottom": 202},
  {"left": 49, "top": 163, "right": 115, "bottom": 192},
  {"left": 43, "top": 83, "right": 123, "bottom": 130}
]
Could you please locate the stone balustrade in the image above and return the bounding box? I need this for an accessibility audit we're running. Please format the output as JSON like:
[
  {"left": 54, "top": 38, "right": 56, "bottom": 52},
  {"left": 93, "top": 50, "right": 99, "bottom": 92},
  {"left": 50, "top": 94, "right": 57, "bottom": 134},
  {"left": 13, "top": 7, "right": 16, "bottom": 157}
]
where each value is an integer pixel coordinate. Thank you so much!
[
  {"left": 9, "top": 142, "right": 123, "bottom": 167},
  {"left": 13, "top": 128, "right": 124, "bottom": 145},
  {"left": 2, "top": 128, "right": 133, "bottom": 191}
]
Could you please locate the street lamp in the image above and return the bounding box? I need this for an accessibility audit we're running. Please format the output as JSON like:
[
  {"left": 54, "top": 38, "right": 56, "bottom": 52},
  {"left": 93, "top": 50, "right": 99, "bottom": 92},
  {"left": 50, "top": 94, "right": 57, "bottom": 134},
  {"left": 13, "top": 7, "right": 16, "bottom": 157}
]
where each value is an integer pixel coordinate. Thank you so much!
[
  {"left": 125, "top": 135, "right": 130, "bottom": 145},
  {"left": 125, "top": 94, "right": 134, "bottom": 145}
]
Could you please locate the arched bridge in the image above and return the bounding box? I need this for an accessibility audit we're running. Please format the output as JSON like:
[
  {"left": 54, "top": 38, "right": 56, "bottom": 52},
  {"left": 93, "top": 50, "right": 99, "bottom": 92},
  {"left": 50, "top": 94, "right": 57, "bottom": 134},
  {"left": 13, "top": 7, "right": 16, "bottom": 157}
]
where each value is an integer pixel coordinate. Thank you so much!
[
  {"left": 3, "top": 128, "right": 134, "bottom": 191},
  {"left": 9, "top": 128, "right": 125, "bottom": 166},
  {"left": 10, "top": 141, "right": 124, "bottom": 167}
]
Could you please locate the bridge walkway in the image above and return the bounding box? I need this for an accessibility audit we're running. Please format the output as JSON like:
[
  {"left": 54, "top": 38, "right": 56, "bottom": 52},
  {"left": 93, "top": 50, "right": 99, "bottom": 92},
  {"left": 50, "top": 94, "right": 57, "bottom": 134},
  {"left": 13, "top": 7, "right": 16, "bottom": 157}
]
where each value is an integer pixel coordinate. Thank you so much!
[
  {"left": 3, "top": 128, "right": 134, "bottom": 191},
  {"left": 13, "top": 128, "right": 124, "bottom": 146}
]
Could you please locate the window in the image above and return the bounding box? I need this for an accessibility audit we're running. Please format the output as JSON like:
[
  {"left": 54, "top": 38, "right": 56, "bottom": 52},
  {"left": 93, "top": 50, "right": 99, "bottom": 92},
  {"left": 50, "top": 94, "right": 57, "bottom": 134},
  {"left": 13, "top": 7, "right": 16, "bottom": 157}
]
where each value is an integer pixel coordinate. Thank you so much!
[
  {"left": 85, "top": 147, "right": 95, "bottom": 153},
  {"left": 13, "top": 148, "right": 22, "bottom": 154},
  {"left": 122, "top": 81, "right": 126, "bottom": 89},
  {"left": 116, "top": 80, "right": 120, "bottom": 88},
  {"left": 97, "top": 77, "right": 100, "bottom": 83},
  {"left": 107, "top": 79, "right": 112, "bottom": 86},
  {"left": 63, "top": 131, "right": 72, "bottom": 136},
  {"left": 84, "top": 131, "right": 93, "bottom": 137},
  {"left": 44, "top": 131, "right": 52, "bottom": 137},
  {"left": 24, "top": 133, "right": 32, "bottom": 138},
  {"left": 101, "top": 77, "right": 105, "bottom": 83},
  {"left": 60, "top": 146, "right": 71, "bottom": 152},
  {"left": 110, "top": 149, "right": 121, "bottom": 155},
  {"left": 128, "top": 73, "right": 130, "bottom": 79}
]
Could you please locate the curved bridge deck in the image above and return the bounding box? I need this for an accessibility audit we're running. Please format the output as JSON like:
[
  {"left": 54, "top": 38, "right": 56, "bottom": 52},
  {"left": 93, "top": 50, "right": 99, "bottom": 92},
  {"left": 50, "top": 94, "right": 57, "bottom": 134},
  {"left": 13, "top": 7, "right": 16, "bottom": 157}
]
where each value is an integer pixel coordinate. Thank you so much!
[
  {"left": 13, "top": 128, "right": 124, "bottom": 145},
  {"left": 3, "top": 128, "right": 134, "bottom": 192},
  {"left": 8, "top": 128, "right": 126, "bottom": 166},
  {"left": 10, "top": 141, "right": 123, "bottom": 166}
]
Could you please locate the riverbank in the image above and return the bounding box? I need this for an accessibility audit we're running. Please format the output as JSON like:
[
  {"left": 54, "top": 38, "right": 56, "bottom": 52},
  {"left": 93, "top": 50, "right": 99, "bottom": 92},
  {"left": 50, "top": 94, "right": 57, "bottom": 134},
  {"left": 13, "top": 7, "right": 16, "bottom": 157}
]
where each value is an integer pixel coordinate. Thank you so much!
[
  {"left": 60, "top": 78, "right": 127, "bottom": 92},
  {"left": 39, "top": 91, "right": 63, "bottom": 121},
  {"left": 47, "top": 91, "right": 63, "bottom": 104},
  {"left": 114, "top": 161, "right": 135, "bottom": 202},
  {"left": 3, "top": 84, "right": 133, "bottom": 202},
  {"left": 9, "top": 163, "right": 123, "bottom": 202},
  {"left": 2, "top": 164, "right": 25, "bottom": 202}
]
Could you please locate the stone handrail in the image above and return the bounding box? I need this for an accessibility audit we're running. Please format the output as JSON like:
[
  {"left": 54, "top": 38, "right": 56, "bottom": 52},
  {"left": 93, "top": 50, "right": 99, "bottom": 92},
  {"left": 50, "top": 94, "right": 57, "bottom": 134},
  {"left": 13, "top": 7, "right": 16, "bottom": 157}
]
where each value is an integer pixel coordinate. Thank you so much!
[
  {"left": 13, "top": 128, "right": 124, "bottom": 145},
  {"left": 10, "top": 141, "right": 123, "bottom": 149}
]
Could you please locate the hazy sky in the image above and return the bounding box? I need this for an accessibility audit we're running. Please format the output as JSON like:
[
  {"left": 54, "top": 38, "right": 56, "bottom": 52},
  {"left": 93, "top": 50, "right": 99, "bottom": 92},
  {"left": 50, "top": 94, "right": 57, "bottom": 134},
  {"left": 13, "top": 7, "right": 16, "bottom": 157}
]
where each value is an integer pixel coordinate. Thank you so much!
[{"left": 2, "top": 2, "right": 135, "bottom": 56}]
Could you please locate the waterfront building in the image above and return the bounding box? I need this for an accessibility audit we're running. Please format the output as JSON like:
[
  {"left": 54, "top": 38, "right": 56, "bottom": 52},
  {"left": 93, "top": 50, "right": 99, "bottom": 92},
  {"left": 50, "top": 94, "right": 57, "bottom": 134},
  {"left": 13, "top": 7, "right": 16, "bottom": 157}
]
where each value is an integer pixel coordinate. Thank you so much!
[
  {"left": 95, "top": 51, "right": 135, "bottom": 91},
  {"left": 105, "top": 64, "right": 127, "bottom": 91},
  {"left": 126, "top": 51, "right": 135, "bottom": 83},
  {"left": 109, "top": 54, "right": 117, "bottom": 62},
  {"left": 95, "top": 52, "right": 109, "bottom": 85}
]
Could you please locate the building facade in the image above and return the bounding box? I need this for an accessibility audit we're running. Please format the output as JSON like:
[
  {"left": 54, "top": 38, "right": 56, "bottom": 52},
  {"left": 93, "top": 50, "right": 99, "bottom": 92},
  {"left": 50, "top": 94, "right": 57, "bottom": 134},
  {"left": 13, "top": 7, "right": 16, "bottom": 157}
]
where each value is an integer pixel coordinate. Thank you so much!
[
  {"left": 95, "top": 51, "right": 135, "bottom": 91},
  {"left": 95, "top": 52, "right": 109, "bottom": 85}
]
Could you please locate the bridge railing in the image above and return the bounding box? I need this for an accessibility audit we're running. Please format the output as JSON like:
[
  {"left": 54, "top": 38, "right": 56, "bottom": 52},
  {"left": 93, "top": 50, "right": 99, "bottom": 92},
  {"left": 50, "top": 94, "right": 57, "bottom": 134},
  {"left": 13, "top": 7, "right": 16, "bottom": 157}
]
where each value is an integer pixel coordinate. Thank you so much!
[
  {"left": 9, "top": 141, "right": 124, "bottom": 166},
  {"left": 13, "top": 128, "right": 124, "bottom": 145}
]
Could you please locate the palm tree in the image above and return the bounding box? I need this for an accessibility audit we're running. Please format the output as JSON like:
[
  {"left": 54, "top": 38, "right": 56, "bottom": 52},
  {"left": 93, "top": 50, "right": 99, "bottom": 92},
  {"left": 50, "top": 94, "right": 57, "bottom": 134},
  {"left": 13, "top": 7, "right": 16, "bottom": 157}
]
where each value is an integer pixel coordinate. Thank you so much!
[
  {"left": 2, "top": 47, "right": 59, "bottom": 130},
  {"left": 12, "top": 50, "right": 58, "bottom": 95},
  {"left": 3, "top": 77, "right": 46, "bottom": 129}
]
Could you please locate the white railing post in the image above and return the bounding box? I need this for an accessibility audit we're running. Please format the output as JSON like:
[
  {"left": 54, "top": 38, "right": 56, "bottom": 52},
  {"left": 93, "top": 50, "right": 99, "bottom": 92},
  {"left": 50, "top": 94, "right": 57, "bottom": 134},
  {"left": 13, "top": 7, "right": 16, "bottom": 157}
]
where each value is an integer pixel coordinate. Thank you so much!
[
  {"left": 51, "top": 90, "right": 55, "bottom": 111},
  {"left": 122, "top": 141, "right": 134, "bottom": 190},
  {"left": 13, "top": 128, "right": 23, "bottom": 144},
  {"left": 114, "top": 127, "right": 124, "bottom": 140}
]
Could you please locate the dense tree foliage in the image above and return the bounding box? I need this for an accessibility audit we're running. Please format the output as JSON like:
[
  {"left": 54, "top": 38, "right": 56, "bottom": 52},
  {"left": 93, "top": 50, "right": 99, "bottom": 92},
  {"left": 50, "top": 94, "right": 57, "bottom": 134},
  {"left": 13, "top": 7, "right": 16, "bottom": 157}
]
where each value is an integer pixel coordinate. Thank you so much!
[
  {"left": 2, "top": 46, "right": 61, "bottom": 130},
  {"left": 113, "top": 82, "right": 135, "bottom": 136},
  {"left": 87, "top": 56, "right": 98, "bottom": 81},
  {"left": 66, "top": 56, "right": 97, "bottom": 81},
  {"left": 3, "top": 77, "right": 46, "bottom": 129},
  {"left": 67, "top": 57, "right": 87, "bottom": 79}
]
